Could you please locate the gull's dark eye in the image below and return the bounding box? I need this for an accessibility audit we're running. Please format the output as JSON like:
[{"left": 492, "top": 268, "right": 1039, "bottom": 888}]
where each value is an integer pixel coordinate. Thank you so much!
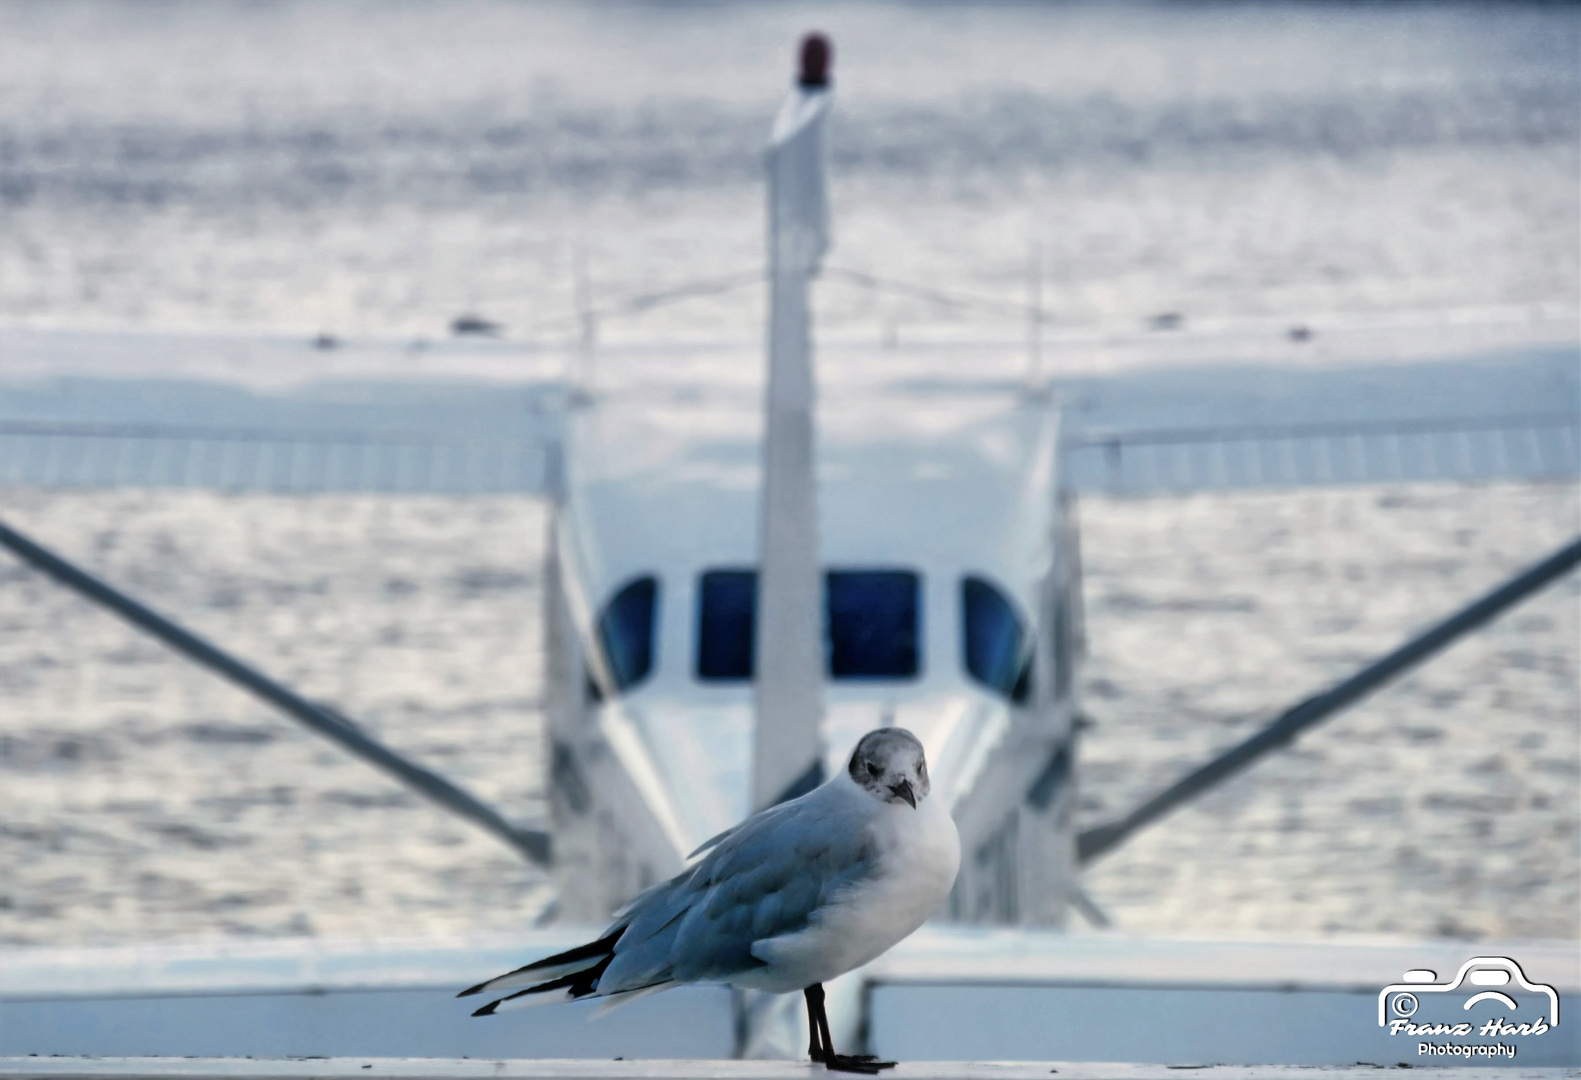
[{"left": 866, "top": 761, "right": 883, "bottom": 778}]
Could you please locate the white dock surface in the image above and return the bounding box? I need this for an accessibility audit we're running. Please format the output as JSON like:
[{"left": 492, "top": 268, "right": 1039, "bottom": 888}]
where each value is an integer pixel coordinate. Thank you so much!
[{"left": 0, "top": 1062, "right": 1574, "bottom": 1080}]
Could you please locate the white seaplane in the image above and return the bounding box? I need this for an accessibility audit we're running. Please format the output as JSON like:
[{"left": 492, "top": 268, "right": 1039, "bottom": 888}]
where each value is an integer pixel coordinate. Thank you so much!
[
  {"left": 527, "top": 35, "right": 1081, "bottom": 1056},
  {"left": 543, "top": 33, "right": 1079, "bottom": 933},
  {"left": 0, "top": 34, "right": 1576, "bottom": 1071}
]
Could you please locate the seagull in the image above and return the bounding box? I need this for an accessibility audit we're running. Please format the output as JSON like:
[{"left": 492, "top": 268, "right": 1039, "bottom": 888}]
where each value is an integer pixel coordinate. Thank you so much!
[{"left": 460, "top": 727, "right": 960, "bottom": 1073}]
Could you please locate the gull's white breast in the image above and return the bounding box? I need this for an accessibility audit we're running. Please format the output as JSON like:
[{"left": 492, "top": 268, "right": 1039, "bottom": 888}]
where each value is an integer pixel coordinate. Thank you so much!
[{"left": 745, "top": 781, "right": 960, "bottom": 993}]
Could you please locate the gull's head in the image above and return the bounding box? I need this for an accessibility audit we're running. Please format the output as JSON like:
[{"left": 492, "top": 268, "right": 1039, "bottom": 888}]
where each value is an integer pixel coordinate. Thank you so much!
[{"left": 847, "top": 727, "right": 930, "bottom": 809}]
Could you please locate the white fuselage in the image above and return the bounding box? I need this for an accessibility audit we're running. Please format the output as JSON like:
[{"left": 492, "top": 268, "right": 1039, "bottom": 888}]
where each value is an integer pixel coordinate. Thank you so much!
[{"left": 544, "top": 383, "right": 1083, "bottom": 929}]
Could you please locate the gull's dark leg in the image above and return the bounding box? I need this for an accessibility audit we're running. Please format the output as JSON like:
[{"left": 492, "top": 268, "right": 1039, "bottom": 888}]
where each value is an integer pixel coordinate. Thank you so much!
[
  {"left": 804, "top": 985, "right": 827, "bottom": 1061},
  {"left": 802, "top": 982, "right": 897, "bottom": 1074}
]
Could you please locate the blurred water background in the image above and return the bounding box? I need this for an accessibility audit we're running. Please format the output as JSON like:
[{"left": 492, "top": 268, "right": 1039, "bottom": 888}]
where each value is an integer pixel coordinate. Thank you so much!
[
  {"left": 0, "top": 0, "right": 1575, "bottom": 337},
  {"left": 0, "top": 0, "right": 1576, "bottom": 948}
]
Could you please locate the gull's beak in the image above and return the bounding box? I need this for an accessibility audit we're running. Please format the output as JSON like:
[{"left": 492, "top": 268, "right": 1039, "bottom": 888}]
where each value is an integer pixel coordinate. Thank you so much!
[{"left": 889, "top": 778, "right": 917, "bottom": 809}]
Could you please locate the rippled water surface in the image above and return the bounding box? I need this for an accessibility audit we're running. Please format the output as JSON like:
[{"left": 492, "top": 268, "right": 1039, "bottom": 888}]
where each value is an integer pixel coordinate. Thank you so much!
[
  {"left": 0, "top": 0, "right": 1575, "bottom": 339},
  {"left": 0, "top": 483, "right": 1575, "bottom": 946},
  {"left": 0, "top": 1, "right": 1576, "bottom": 949}
]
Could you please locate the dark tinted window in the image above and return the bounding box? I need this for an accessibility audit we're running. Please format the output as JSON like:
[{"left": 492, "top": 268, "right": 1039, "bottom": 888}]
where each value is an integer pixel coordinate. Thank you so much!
[
  {"left": 827, "top": 570, "right": 920, "bottom": 679},
  {"left": 590, "top": 576, "right": 658, "bottom": 697},
  {"left": 692, "top": 568, "right": 921, "bottom": 681},
  {"left": 696, "top": 570, "right": 756, "bottom": 681},
  {"left": 963, "top": 575, "right": 1032, "bottom": 704}
]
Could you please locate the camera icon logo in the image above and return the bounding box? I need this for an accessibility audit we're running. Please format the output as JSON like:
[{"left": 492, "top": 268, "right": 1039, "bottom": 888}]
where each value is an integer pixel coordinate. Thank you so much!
[{"left": 1377, "top": 956, "right": 1559, "bottom": 1028}]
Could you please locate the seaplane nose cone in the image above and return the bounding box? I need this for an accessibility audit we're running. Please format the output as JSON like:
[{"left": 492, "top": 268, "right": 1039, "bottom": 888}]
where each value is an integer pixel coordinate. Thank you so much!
[{"left": 799, "top": 32, "right": 832, "bottom": 88}]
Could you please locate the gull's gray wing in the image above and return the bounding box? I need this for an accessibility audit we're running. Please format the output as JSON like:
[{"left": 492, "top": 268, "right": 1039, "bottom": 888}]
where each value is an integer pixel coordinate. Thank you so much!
[
  {"left": 598, "top": 788, "right": 878, "bottom": 994},
  {"left": 680, "top": 795, "right": 806, "bottom": 859},
  {"left": 686, "top": 824, "right": 739, "bottom": 860}
]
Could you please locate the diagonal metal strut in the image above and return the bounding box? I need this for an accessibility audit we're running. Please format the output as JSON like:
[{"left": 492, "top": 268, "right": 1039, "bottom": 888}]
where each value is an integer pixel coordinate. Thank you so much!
[
  {"left": 0, "top": 516, "right": 551, "bottom": 866},
  {"left": 1078, "top": 534, "right": 1581, "bottom": 864}
]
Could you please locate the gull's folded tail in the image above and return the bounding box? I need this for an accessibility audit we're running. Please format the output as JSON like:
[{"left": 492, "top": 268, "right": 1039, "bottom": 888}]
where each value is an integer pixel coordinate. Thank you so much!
[
  {"left": 458, "top": 927, "right": 624, "bottom": 999},
  {"left": 471, "top": 953, "right": 624, "bottom": 1017},
  {"left": 473, "top": 972, "right": 673, "bottom": 1018}
]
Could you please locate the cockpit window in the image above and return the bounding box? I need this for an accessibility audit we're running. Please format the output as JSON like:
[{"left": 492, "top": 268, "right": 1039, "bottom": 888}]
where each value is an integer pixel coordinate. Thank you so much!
[
  {"left": 827, "top": 570, "right": 921, "bottom": 679},
  {"left": 962, "top": 575, "right": 1032, "bottom": 704},
  {"left": 696, "top": 570, "right": 756, "bottom": 681},
  {"left": 693, "top": 568, "right": 922, "bottom": 682},
  {"left": 591, "top": 575, "right": 658, "bottom": 696}
]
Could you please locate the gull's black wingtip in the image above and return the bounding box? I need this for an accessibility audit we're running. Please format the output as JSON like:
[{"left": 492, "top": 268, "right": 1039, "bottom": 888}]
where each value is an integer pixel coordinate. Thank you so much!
[
  {"left": 471, "top": 1000, "right": 501, "bottom": 1017},
  {"left": 457, "top": 981, "right": 488, "bottom": 998}
]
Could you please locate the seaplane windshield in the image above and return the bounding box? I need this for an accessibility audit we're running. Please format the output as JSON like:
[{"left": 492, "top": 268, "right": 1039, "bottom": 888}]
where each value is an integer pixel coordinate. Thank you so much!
[
  {"left": 692, "top": 567, "right": 923, "bottom": 683},
  {"left": 589, "top": 574, "right": 659, "bottom": 699},
  {"left": 696, "top": 570, "right": 755, "bottom": 680},
  {"left": 962, "top": 575, "right": 1033, "bottom": 704},
  {"left": 827, "top": 570, "right": 921, "bottom": 679}
]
